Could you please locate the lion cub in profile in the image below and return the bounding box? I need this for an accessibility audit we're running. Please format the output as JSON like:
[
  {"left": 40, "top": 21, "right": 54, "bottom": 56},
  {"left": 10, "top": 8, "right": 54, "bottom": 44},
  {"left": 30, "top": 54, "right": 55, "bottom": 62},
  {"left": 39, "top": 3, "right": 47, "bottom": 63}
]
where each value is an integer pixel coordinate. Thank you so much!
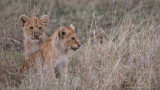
[
  {"left": 19, "top": 15, "right": 49, "bottom": 59},
  {"left": 20, "top": 24, "right": 81, "bottom": 78}
]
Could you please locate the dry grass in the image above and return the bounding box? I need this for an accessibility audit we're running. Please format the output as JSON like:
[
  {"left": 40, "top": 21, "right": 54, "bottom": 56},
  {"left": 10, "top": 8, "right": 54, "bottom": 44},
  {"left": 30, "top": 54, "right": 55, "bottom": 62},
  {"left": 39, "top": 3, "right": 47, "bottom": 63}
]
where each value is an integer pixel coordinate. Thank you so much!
[{"left": 0, "top": 0, "right": 160, "bottom": 89}]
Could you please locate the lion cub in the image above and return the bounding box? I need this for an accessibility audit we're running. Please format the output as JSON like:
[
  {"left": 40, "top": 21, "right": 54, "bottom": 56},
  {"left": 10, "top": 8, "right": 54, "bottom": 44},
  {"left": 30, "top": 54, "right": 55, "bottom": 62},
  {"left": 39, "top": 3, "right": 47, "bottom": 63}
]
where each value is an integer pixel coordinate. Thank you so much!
[
  {"left": 19, "top": 15, "right": 49, "bottom": 59},
  {"left": 20, "top": 24, "right": 81, "bottom": 78}
]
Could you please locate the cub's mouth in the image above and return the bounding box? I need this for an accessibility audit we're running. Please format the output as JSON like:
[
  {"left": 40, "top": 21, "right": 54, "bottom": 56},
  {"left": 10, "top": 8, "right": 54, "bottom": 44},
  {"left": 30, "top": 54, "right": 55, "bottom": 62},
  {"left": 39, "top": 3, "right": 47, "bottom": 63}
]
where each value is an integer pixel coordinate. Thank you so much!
[
  {"left": 31, "top": 37, "right": 40, "bottom": 40},
  {"left": 71, "top": 47, "right": 79, "bottom": 51}
]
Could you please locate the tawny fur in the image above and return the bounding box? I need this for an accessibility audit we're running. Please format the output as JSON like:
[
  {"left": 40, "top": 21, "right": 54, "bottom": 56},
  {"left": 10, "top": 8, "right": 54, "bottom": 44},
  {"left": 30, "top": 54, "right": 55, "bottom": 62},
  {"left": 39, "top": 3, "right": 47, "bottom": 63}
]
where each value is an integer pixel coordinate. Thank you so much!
[
  {"left": 19, "top": 15, "right": 49, "bottom": 59},
  {"left": 20, "top": 25, "right": 81, "bottom": 78}
]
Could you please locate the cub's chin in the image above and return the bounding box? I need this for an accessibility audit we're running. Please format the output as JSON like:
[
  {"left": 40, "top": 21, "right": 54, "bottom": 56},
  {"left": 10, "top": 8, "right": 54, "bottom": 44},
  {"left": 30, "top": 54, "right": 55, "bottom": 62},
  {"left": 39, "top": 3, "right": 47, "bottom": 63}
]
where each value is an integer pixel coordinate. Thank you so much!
[
  {"left": 31, "top": 37, "right": 40, "bottom": 40},
  {"left": 71, "top": 47, "right": 79, "bottom": 51}
]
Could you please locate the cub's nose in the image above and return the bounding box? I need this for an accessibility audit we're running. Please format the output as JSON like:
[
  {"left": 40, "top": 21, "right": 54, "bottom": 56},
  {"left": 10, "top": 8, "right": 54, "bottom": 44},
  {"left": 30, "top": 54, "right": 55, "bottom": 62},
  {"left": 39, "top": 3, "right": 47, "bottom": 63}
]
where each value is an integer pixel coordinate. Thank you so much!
[
  {"left": 34, "top": 34, "right": 39, "bottom": 38},
  {"left": 78, "top": 44, "right": 81, "bottom": 47}
]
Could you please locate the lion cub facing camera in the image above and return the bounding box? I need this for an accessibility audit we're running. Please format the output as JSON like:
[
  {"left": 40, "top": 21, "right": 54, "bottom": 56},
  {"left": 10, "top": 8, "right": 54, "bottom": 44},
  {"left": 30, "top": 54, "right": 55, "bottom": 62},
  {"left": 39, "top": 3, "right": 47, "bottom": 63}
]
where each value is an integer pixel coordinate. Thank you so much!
[{"left": 19, "top": 15, "right": 49, "bottom": 59}]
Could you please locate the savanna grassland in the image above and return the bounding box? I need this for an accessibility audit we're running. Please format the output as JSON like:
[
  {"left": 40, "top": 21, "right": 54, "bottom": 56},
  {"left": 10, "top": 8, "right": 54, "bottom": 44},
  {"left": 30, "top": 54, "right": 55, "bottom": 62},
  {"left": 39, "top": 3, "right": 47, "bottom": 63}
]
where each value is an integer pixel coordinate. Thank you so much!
[{"left": 1, "top": 0, "right": 160, "bottom": 89}]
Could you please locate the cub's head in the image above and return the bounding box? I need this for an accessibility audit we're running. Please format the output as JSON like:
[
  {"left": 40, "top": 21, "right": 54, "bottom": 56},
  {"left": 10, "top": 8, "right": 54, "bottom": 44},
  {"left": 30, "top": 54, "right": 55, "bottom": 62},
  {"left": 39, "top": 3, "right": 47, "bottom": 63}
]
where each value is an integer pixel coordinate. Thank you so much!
[
  {"left": 19, "top": 15, "right": 49, "bottom": 40},
  {"left": 58, "top": 24, "right": 81, "bottom": 51}
]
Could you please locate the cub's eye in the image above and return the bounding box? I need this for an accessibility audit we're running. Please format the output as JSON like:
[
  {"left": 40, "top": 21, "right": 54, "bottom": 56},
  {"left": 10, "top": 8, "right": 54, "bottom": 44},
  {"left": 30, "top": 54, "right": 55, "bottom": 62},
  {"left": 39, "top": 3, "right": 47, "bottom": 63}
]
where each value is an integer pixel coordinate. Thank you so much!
[
  {"left": 39, "top": 27, "right": 42, "bottom": 30},
  {"left": 71, "top": 37, "right": 75, "bottom": 40},
  {"left": 30, "top": 27, "right": 33, "bottom": 30}
]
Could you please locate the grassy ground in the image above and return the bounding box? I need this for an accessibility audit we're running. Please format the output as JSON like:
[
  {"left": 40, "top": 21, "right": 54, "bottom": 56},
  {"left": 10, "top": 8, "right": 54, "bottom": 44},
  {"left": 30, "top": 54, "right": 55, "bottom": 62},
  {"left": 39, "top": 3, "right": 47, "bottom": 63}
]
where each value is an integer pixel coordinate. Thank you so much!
[{"left": 1, "top": 0, "right": 160, "bottom": 89}]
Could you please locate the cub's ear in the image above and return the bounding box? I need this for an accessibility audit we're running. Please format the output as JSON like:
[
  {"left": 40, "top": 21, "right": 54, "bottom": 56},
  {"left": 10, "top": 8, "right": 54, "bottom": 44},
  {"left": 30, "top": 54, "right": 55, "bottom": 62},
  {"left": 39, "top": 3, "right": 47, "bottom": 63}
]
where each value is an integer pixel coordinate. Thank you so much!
[
  {"left": 19, "top": 15, "right": 29, "bottom": 27},
  {"left": 58, "top": 28, "right": 69, "bottom": 38},
  {"left": 69, "top": 24, "right": 75, "bottom": 30},
  {"left": 41, "top": 15, "right": 49, "bottom": 27}
]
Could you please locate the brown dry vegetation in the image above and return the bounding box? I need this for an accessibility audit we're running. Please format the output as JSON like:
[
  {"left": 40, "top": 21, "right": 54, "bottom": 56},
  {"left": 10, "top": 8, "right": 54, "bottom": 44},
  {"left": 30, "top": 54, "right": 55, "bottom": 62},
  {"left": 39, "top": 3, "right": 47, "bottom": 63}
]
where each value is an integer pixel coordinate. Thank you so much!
[{"left": 1, "top": 0, "right": 160, "bottom": 89}]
